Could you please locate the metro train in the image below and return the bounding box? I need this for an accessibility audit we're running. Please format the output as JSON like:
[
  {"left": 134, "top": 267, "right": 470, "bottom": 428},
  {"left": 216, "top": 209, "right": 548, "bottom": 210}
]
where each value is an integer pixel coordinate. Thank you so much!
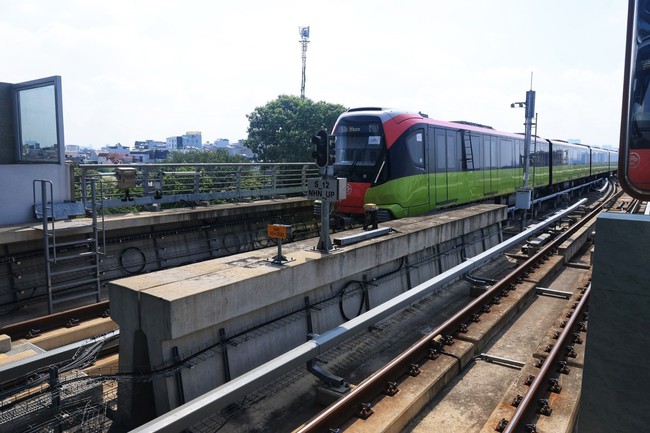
[{"left": 330, "top": 107, "right": 617, "bottom": 220}]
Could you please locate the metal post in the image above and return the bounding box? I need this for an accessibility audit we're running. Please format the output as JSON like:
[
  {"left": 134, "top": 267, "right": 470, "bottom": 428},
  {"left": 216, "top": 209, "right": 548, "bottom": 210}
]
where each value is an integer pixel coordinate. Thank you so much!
[
  {"left": 513, "top": 87, "right": 536, "bottom": 217},
  {"left": 172, "top": 346, "right": 186, "bottom": 405},
  {"left": 219, "top": 328, "right": 231, "bottom": 382},
  {"left": 304, "top": 296, "right": 314, "bottom": 340},
  {"left": 317, "top": 198, "right": 332, "bottom": 252},
  {"left": 41, "top": 181, "right": 54, "bottom": 315},
  {"left": 523, "top": 90, "right": 536, "bottom": 190},
  {"left": 49, "top": 366, "right": 61, "bottom": 410}
]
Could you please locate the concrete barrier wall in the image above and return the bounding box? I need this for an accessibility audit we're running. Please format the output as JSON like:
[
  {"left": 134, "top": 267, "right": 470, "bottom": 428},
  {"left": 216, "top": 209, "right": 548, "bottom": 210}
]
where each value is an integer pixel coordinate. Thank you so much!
[
  {"left": 109, "top": 204, "right": 507, "bottom": 427},
  {"left": 0, "top": 198, "right": 316, "bottom": 312}
]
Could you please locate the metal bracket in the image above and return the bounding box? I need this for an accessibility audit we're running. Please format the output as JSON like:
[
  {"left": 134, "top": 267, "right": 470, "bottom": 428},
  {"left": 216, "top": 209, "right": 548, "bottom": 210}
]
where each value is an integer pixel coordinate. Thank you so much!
[{"left": 307, "top": 359, "right": 350, "bottom": 393}]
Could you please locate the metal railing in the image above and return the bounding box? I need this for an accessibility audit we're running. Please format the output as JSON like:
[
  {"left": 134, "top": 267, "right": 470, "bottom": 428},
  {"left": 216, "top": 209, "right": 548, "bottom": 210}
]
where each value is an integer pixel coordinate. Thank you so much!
[{"left": 76, "top": 163, "right": 318, "bottom": 210}]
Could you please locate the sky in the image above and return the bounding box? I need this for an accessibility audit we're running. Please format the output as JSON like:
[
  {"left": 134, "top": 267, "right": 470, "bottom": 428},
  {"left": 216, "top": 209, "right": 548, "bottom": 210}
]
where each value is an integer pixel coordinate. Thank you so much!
[{"left": 0, "top": 0, "right": 628, "bottom": 149}]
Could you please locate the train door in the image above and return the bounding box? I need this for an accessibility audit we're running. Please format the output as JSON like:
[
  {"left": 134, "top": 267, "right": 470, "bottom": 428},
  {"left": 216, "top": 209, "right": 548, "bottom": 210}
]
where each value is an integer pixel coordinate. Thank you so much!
[
  {"left": 403, "top": 127, "right": 429, "bottom": 215},
  {"left": 433, "top": 128, "right": 448, "bottom": 204},
  {"left": 482, "top": 135, "right": 495, "bottom": 195},
  {"left": 446, "top": 130, "right": 459, "bottom": 202},
  {"left": 432, "top": 128, "right": 459, "bottom": 205}
]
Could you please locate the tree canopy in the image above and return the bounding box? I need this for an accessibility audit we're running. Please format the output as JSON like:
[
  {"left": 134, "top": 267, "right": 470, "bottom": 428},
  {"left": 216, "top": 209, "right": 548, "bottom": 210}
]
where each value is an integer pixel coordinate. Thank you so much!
[
  {"left": 245, "top": 95, "right": 347, "bottom": 162},
  {"left": 165, "top": 149, "right": 247, "bottom": 164}
]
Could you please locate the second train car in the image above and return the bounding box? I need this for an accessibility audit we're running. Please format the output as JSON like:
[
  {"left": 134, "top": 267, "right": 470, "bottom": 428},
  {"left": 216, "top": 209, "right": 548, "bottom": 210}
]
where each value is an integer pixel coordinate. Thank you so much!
[{"left": 330, "top": 107, "right": 617, "bottom": 220}]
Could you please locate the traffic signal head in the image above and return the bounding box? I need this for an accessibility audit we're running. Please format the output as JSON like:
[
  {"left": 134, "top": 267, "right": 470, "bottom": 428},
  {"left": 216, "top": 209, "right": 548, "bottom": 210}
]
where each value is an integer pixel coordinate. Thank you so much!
[
  {"left": 311, "top": 130, "right": 329, "bottom": 168},
  {"left": 328, "top": 134, "right": 336, "bottom": 165}
]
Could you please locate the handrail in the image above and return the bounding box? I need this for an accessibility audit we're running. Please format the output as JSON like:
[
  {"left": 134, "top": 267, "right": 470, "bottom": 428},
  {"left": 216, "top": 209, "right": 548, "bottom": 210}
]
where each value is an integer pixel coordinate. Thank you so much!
[{"left": 75, "top": 162, "right": 318, "bottom": 211}]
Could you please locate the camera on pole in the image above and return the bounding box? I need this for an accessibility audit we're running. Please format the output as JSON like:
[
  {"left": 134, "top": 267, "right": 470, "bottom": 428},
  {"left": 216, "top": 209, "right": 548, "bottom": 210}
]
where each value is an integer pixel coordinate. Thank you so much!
[{"left": 311, "top": 130, "right": 329, "bottom": 168}]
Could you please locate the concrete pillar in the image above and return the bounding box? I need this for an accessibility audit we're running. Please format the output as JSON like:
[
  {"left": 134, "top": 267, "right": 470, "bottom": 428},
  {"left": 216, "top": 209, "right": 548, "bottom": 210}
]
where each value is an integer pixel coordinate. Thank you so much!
[{"left": 578, "top": 213, "right": 650, "bottom": 432}]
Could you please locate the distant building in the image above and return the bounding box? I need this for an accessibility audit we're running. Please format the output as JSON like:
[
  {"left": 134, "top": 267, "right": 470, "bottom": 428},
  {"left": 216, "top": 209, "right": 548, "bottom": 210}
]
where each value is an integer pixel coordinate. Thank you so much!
[
  {"left": 65, "top": 144, "right": 80, "bottom": 157},
  {"left": 130, "top": 149, "right": 169, "bottom": 163},
  {"left": 98, "top": 143, "right": 131, "bottom": 164},
  {"left": 134, "top": 140, "right": 166, "bottom": 150},
  {"left": 203, "top": 138, "right": 253, "bottom": 159},
  {"left": 103, "top": 143, "right": 131, "bottom": 154},
  {"left": 214, "top": 138, "right": 230, "bottom": 148},
  {"left": 183, "top": 131, "right": 202, "bottom": 149},
  {"left": 166, "top": 136, "right": 183, "bottom": 150},
  {"left": 230, "top": 140, "right": 254, "bottom": 159}
]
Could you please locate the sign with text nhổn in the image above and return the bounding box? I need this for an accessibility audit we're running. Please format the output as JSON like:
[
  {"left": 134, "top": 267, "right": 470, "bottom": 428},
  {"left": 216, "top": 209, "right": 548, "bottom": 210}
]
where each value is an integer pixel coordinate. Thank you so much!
[{"left": 307, "top": 178, "right": 347, "bottom": 201}]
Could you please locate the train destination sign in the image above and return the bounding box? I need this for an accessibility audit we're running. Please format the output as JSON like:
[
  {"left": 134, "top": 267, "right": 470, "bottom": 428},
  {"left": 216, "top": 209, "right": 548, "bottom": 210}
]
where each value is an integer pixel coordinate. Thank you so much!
[{"left": 307, "top": 178, "right": 347, "bottom": 201}]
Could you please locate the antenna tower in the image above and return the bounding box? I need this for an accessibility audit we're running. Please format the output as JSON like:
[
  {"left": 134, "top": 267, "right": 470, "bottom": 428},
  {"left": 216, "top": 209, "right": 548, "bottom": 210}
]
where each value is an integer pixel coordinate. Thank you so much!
[{"left": 299, "top": 26, "right": 310, "bottom": 99}]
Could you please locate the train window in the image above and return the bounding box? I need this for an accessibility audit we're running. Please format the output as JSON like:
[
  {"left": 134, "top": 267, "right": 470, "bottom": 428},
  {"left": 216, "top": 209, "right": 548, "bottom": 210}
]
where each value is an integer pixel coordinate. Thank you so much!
[
  {"left": 516, "top": 140, "right": 523, "bottom": 166},
  {"left": 481, "top": 135, "right": 492, "bottom": 169},
  {"left": 334, "top": 117, "right": 383, "bottom": 167},
  {"left": 446, "top": 130, "right": 458, "bottom": 171},
  {"left": 405, "top": 129, "right": 425, "bottom": 169},
  {"left": 435, "top": 128, "right": 446, "bottom": 171},
  {"left": 533, "top": 140, "right": 549, "bottom": 166},
  {"left": 621, "top": 0, "right": 650, "bottom": 197},
  {"left": 472, "top": 135, "right": 482, "bottom": 169},
  {"left": 500, "top": 139, "right": 513, "bottom": 168}
]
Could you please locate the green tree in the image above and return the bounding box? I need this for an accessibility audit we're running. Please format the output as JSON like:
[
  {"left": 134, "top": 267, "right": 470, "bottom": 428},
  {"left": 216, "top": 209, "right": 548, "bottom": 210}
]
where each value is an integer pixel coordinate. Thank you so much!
[
  {"left": 165, "top": 149, "right": 247, "bottom": 164},
  {"left": 245, "top": 95, "right": 347, "bottom": 162}
]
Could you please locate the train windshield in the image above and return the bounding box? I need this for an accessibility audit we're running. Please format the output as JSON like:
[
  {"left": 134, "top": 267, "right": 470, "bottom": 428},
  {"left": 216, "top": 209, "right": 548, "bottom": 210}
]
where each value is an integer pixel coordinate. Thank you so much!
[
  {"left": 631, "top": 39, "right": 650, "bottom": 148},
  {"left": 333, "top": 117, "right": 384, "bottom": 167}
]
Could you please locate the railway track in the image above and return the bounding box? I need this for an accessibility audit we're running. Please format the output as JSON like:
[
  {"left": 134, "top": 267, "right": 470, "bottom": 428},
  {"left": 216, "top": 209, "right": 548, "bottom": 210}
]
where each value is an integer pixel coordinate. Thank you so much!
[
  {"left": 0, "top": 301, "right": 110, "bottom": 341},
  {"left": 0, "top": 182, "right": 625, "bottom": 433},
  {"left": 291, "top": 187, "right": 627, "bottom": 433}
]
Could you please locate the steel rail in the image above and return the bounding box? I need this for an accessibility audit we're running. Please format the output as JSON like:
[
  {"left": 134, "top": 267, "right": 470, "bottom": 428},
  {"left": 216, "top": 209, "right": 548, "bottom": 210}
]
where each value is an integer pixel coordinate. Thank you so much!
[
  {"left": 297, "top": 196, "right": 614, "bottom": 433},
  {"left": 0, "top": 300, "right": 110, "bottom": 340},
  {"left": 502, "top": 186, "right": 630, "bottom": 431},
  {"left": 131, "top": 200, "right": 590, "bottom": 433},
  {"left": 502, "top": 283, "right": 590, "bottom": 433}
]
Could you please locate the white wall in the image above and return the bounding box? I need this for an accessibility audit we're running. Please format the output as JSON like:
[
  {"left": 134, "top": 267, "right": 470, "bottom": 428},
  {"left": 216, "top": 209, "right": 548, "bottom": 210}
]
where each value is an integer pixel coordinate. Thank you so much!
[{"left": 0, "top": 163, "right": 73, "bottom": 227}]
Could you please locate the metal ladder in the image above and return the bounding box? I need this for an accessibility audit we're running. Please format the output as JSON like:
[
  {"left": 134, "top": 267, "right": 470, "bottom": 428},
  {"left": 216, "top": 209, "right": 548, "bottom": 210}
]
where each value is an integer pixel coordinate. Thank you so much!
[
  {"left": 33, "top": 179, "right": 104, "bottom": 314},
  {"left": 462, "top": 132, "right": 475, "bottom": 171}
]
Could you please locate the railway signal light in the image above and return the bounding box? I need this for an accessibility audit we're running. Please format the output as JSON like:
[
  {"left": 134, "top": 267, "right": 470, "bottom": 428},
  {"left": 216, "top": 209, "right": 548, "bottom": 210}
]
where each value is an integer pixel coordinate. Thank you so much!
[
  {"left": 328, "top": 134, "right": 336, "bottom": 165},
  {"left": 311, "top": 130, "right": 329, "bottom": 168}
]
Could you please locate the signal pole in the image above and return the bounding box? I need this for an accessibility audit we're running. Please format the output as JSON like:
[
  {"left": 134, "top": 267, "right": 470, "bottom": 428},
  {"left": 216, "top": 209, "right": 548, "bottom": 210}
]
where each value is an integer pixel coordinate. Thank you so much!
[
  {"left": 299, "top": 26, "right": 310, "bottom": 99},
  {"left": 512, "top": 84, "right": 536, "bottom": 213}
]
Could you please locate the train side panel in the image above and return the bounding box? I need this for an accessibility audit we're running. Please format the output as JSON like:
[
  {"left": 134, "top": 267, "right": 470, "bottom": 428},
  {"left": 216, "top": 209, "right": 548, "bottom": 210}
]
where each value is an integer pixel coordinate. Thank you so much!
[
  {"left": 549, "top": 141, "right": 591, "bottom": 185},
  {"left": 332, "top": 109, "right": 616, "bottom": 220}
]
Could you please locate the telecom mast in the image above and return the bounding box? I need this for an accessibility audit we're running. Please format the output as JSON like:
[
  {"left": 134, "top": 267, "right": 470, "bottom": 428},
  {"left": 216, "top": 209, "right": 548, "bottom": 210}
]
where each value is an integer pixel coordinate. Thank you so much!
[{"left": 299, "top": 26, "right": 310, "bottom": 99}]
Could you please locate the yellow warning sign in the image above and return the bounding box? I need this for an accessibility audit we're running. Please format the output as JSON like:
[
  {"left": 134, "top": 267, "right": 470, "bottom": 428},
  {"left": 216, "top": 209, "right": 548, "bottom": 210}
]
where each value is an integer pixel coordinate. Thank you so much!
[{"left": 267, "top": 224, "right": 290, "bottom": 239}]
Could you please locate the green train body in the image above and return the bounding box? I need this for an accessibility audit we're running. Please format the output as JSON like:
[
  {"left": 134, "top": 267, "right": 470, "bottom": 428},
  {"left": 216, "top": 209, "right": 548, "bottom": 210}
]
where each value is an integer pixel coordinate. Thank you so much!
[{"left": 332, "top": 108, "right": 617, "bottom": 219}]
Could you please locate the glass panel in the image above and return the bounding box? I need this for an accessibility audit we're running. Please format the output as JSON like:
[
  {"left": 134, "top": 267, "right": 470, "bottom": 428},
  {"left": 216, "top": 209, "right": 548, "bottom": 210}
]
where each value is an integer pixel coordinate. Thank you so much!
[
  {"left": 406, "top": 129, "right": 425, "bottom": 168},
  {"left": 435, "top": 129, "right": 446, "bottom": 171},
  {"left": 16, "top": 83, "right": 60, "bottom": 162},
  {"left": 446, "top": 130, "right": 457, "bottom": 170},
  {"left": 334, "top": 117, "right": 383, "bottom": 166},
  {"left": 621, "top": 0, "right": 650, "bottom": 195}
]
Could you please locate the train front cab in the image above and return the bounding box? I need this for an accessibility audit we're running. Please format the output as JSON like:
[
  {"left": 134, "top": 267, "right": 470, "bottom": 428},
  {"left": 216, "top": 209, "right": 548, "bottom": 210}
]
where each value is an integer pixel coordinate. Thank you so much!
[{"left": 332, "top": 111, "right": 390, "bottom": 218}]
